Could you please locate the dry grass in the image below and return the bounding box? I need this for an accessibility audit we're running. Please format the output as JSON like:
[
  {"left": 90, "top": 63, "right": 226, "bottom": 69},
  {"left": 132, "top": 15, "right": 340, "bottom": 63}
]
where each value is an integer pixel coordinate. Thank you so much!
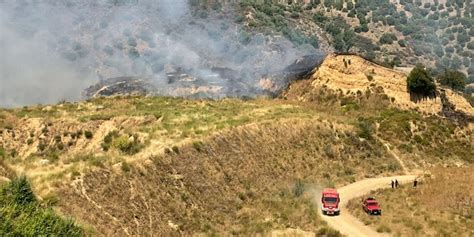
[
  {"left": 0, "top": 96, "right": 324, "bottom": 194},
  {"left": 347, "top": 167, "right": 474, "bottom": 237},
  {"left": 57, "top": 118, "right": 398, "bottom": 236},
  {"left": 1, "top": 66, "right": 472, "bottom": 235}
]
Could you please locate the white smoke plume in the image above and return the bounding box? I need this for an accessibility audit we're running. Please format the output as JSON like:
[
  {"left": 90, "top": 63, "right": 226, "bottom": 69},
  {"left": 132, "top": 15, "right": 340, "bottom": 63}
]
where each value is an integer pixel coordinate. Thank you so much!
[{"left": 0, "top": 0, "right": 321, "bottom": 107}]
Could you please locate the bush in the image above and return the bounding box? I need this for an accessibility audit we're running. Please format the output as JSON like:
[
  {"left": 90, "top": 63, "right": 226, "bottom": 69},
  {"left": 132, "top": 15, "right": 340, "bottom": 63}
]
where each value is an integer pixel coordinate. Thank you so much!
[
  {"left": 171, "top": 145, "right": 180, "bottom": 154},
  {"left": 0, "top": 147, "right": 5, "bottom": 159},
  {"left": 379, "top": 33, "right": 397, "bottom": 44},
  {"left": 101, "top": 130, "right": 119, "bottom": 151},
  {"left": 467, "top": 42, "right": 474, "bottom": 50},
  {"left": 316, "top": 227, "right": 342, "bottom": 237},
  {"left": 121, "top": 161, "right": 131, "bottom": 173},
  {"left": 376, "top": 224, "right": 392, "bottom": 233},
  {"left": 407, "top": 64, "right": 437, "bottom": 97},
  {"left": 357, "top": 119, "right": 374, "bottom": 140},
  {"left": 3, "top": 176, "right": 36, "bottom": 205},
  {"left": 438, "top": 70, "right": 467, "bottom": 91},
  {"left": 0, "top": 177, "right": 83, "bottom": 236},
  {"left": 398, "top": 39, "right": 407, "bottom": 47},
  {"left": 292, "top": 179, "right": 305, "bottom": 197},
  {"left": 192, "top": 141, "right": 204, "bottom": 152},
  {"left": 37, "top": 142, "right": 47, "bottom": 152},
  {"left": 112, "top": 135, "right": 142, "bottom": 155},
  {"left": 84, "top": 130, "right": 93, "bottom": 139}
]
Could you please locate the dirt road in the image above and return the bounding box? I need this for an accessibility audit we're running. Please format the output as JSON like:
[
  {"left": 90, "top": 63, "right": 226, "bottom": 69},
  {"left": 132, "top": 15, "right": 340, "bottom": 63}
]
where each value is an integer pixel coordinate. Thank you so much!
[{"left": 319, "top": 175, "right": 417, "bottom": 237}]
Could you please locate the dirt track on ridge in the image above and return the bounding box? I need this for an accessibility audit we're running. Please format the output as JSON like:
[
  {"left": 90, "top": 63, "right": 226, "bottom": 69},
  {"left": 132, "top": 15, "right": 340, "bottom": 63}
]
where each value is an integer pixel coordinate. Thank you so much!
[{"left": 318, "top": 175, "right": 417, "bottom": 237}]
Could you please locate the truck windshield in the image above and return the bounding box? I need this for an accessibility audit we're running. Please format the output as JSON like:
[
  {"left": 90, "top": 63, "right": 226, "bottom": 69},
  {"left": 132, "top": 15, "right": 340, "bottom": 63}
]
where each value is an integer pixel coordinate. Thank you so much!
[{"left": 323, "top": 197, "right": 338, "bottom": 203}]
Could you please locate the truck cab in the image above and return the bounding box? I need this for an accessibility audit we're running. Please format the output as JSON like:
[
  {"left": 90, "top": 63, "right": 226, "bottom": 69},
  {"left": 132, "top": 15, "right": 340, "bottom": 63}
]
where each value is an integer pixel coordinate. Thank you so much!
[{"left": 321, "top": 188, "right": 340, "bottom": 215}]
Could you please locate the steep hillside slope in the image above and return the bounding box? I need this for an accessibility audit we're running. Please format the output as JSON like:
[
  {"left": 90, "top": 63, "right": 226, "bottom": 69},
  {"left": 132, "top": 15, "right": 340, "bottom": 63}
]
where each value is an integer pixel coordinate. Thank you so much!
[
  {"left": 0, "top": 98, "right": 319, "bottom": 195},
  {"left": 1, "top": 55, "right": 472, "bottom": 235},
  {"left": 304, "top": 54, "right": 473, "bottom": 116},
  {"left": 58, "top": 119, "right": 400, "bottom": 235},
  {"left": 237, "top": 1, "right": 474, "bottom": 86},
  {"left": 285, "top": 54, "right": 473, "bottom": 167}
]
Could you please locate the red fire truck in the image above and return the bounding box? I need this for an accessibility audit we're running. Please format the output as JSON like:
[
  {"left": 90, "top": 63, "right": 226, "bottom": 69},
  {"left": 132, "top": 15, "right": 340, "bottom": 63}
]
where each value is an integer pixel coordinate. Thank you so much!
[{"left": 321, "top": 188, "right": 340, "bottom": 215}]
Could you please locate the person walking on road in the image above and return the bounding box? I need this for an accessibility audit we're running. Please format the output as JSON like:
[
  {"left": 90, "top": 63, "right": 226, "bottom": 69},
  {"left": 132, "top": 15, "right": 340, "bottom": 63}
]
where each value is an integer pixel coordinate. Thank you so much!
[
  {"left": 395, "top": 179, "right": 399, "bottom": 188},
  {"left": 391, "top": 180, "right": 395, "bottom": 189},
  {"left": 413, "top": 179, "right": 418, "bottom": 188}
]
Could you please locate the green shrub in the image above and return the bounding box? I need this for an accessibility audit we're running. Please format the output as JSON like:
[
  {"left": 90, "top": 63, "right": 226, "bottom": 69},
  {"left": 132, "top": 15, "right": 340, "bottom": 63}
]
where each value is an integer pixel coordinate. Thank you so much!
[
  {"left": 192, "top": 141, "right": 205, "bottom": 152},
  {"left": 2, "top": 176, "right": 36, "bottom": 205},
  {"left": 316, "top": 227, "right": 342, "bottom": 237},
  {"left": 0, "top": 177, "right": 83, "bottom": 236},
  {"left": 0, "top": 147, "right": 5, "bottom": 159},
  {"left": 379, "top": 33, "right": 397, "bottom": 44},
  {"left": 121, "top": 161, "right": 131, "bottom": 173},
  {"left": 112, "top": 135, "right": 136, "bottom": 155},
  {"left": 171, "top": 145, "right": 180, "bottom": 154},
  {"left": 101, "top": 142, "right": 111, "bottom": 152},
  {"left": 84, "top": 130, "right": 93, "bottom": 139},
  {"left": 292, "top": 179, "right": 305, "bottom": 197},
  {"left": 44, "top": 151, "right": 59, "bottom": 162},
  {"left": 357, "top": 118, "right": 374, "bottom": 140},
  {"left": 101, "top": 130, "right": 119, "bottom": 151},
  {"left": 87, "top": 155, "right": 105, "bottom": 168},
  {"left": 438, "top": 70, "right": 467, "bottom": 91},
  {"left": 398, "top": 39, "right": 407, "bottom": 47},
  {"left": 407, "top": 64, "right": 437, "bottom": 98},
  {"left": 37, "top": 142, "right": 47, "bottom": 152},
  {"left": 71, "top": 171, "right": 81, "bottom": 179}
]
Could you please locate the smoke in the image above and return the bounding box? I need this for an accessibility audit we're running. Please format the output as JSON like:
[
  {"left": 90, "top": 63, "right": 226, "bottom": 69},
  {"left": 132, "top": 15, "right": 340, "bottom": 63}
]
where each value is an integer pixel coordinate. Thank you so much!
[
  {"left": 0, "top": 4, "right": 94, "bottom": 107},
  {"left": 0, "top": 0, "right": 322, "bottom": 107}
]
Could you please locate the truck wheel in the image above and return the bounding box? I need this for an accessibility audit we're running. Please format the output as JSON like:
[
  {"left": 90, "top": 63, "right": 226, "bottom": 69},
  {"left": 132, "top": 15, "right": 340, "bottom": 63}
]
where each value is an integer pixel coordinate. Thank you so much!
[
  {"left": 322, "top": 210, "right": 327, "bottom": 215},
  {"left": 335, "top": 211, "right": 340, "bottom": 216}
]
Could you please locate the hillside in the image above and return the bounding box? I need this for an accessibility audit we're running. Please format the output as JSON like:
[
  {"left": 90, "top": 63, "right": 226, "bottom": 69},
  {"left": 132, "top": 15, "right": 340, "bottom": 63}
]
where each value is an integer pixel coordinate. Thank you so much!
[
  {"left": 288, "top": 54, "right": 473, "bottom": 117},
  {"left": 348, "top": 167, "right": 473, "bottom": 236},
  {"left": 236, "top": 0, "right": 474, "bottom": 90},
  {"left": 1, "top": 54, "right": 473, "bottom": 235},
  {"left": 2, "top": 0, "right": 474, "bottom": 235}
]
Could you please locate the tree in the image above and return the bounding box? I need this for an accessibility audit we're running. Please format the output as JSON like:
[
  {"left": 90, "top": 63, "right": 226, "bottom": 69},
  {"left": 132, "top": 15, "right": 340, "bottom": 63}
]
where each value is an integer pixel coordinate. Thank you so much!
[
  {"left": 438, "top": 70, "right": 467, "bottom": 91},
  {"left": 407, "top": 64, "right": 437, "bottom": 97},
  {"left": 379, "top": 33, "right": 397, "bottom": 44}
]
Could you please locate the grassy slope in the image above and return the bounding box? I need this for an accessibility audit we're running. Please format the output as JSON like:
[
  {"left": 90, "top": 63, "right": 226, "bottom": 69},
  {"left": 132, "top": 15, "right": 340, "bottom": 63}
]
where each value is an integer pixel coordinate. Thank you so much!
[
  {"left": 0, "top": 176, "right": 83, "bottom": 236},
  {"left": 347, "top": 167, "right": 473, "bottom": 236},
  {"left": 0, "top": 87, "right": 472, "bottom": 235},
  {"left": 0, "top": 97, "right": 320, "bottom": 194},
  {"left": 58, "top": 118, "right": 397, "bottom": 236},
  {"left": 285, "top": 77, "right": 473, "bottom": 167}
]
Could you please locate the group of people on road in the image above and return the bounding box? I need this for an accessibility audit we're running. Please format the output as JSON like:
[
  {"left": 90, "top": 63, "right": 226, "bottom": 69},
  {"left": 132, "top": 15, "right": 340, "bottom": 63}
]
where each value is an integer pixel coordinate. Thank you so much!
[
  {"left": 391, "top": 179, "right": 419, "bottom": 189},
  {"left": 391, "top": 179, "right": 399, "bottom": 189}
]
